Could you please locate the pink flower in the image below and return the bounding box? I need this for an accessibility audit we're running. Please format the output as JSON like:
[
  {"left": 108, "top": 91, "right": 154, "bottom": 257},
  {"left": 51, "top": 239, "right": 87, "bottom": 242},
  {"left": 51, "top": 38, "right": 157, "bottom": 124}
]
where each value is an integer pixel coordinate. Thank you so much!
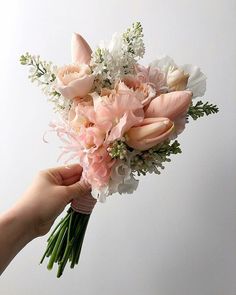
[
  {"left": 85, "top": 146, "right": 115, "bottom": 188},
  {"left": 56, "top": 33, "right": 94, "bottom": 99},
  {"left": 68, "top": 96, "right": 93, "bottom": 130},
  {"left": 123, "top": 75, "right": 156, "bottom": 106},
  {"left": 135, "top": 83, "right": 156, "bottom": 106},
  {"left": 135, "top": 64, "right": 167, "bottom": 94},
  {"left": 71, "top": 33, "right": 92, "bottom": 64},
  {"left": 126, "top": 117, "right": 174, "bottom": 151},
  {"left": 98, "top": 83, "right": 144, "bottom": 142},
  {"left": 76, "top": 82, "right": 145, "bottom": 142},
  {"left": 56, "top": 64, "right": 94, "bottom": 99},
  {"left": 145, "top": 91, "right": 192, "bottom": 135},
  {"left": 79, "top": 126, "right": 105, "bottom": 149}
]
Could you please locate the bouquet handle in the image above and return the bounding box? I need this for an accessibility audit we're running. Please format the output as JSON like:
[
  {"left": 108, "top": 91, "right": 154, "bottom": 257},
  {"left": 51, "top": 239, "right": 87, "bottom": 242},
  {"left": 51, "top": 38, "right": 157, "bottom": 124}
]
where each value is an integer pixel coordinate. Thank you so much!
[{"left": 40, "top": 178, "right": 97, "bottom": 277}]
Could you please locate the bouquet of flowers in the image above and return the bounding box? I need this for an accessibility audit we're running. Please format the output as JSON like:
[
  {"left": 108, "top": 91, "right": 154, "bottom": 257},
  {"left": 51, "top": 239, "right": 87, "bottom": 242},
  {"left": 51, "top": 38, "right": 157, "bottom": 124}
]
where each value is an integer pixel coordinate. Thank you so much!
[{"left": 20, "top": 22, "right": 218, "bottom": 277}]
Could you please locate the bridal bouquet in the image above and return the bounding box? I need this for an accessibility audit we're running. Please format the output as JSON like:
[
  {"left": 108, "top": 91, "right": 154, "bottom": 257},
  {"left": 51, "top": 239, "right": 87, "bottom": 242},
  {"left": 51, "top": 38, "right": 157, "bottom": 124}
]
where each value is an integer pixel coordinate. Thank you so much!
[{"left": 20, "top": 22, "right": 218, "bottom": 277}]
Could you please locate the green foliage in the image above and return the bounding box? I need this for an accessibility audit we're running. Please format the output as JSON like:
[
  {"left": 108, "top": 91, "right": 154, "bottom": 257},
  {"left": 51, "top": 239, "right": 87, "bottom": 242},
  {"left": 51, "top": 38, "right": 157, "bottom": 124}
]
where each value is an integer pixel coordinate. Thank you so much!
[
  {"left": 131, "top": 140, "right": 182, "bottom": 176},
  {"left": 108, "top": 140, "right": 128, "bottom": 160},
  {"left": 188, "top": 100, "right": 219, "bottom": 120}
]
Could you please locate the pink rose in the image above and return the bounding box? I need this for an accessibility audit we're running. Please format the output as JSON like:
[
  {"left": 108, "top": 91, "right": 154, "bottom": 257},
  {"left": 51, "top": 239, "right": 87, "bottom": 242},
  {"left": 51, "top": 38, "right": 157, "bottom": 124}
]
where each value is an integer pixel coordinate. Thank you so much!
[
  {"left": 56, "top": 64, "right": 94, "bottom": 99},
  {"left": 123, "top": 75, "right": 156, "bottom": 106},
  {"left": 145, "top": 91, "right": 192, "bottom": 135},
  {"left": 135, "top": 64, "right": 167, "bottom": 94},
  {"left": 125, "top": 117, "right": 174, "bottom": 151},
  {"left": 56, "top": 33, "right": 94, "bottom": 99}
]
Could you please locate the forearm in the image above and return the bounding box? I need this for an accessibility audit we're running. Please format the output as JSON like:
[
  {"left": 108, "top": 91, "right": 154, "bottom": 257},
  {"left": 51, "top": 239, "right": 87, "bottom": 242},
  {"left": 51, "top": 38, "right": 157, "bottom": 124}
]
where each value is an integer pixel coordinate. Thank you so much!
[{"left": 0, "top": 206, "right": 35, "bottom": 275}]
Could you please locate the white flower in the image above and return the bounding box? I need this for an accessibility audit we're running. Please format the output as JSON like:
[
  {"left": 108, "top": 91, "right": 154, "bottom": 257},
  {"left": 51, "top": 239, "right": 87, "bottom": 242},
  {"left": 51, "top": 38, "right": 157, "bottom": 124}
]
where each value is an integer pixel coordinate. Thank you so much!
[
  {"left": 91, "top": 23, "right": 145, "bottom": 90},
  {"left": 150, "top": 55, "right": 177, "bottom": 73},
  {"left": 91, "top": 186, "right": 109, "bottom": 203},
  {"left": 108, "top": 159, "right": 139, "bottom": 195},
  {"left": 150, "top": 55, "right": 207, "bottom": 98},
  {"left": 108, "top": 33, "right": 123, "bottom": 56},
  {"left": 180, "top": 64, "right": 206, "bottom": 98}
]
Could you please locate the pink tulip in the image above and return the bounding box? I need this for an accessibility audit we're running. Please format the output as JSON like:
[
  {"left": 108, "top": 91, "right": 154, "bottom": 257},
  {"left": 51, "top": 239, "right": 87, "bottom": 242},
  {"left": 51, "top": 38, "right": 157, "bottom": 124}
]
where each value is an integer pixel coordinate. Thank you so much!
[
  {"left": 71, "top": 33, "right": 92, "bottom": 64},
  {"left": 126, "top": 117, "right": 174, "bottom": 151},
  {"left": 144, "top": 90, "right": 192, "bottom": 135},
  {"left": 145, "top": 90, "right": 192, "bottom": 120}
]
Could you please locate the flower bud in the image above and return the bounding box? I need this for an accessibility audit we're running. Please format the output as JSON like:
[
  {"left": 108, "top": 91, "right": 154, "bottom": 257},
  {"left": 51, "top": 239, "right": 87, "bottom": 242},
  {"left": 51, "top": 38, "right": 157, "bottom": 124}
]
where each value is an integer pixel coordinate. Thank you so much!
[
  {"left": 145, "top": 91, "right": 192, "bottom": 121},
  {"left": 145, "top": 91, "right": 192, "bottom": 135},
  {"left": 71, "top": 33, "right": 92, "bottom": 65},
  {"left": 126, "top": 118, "right": 174, "bottom": 151},
  {"left": 167, "top": 68, "right": 189, "bottom": 91}
]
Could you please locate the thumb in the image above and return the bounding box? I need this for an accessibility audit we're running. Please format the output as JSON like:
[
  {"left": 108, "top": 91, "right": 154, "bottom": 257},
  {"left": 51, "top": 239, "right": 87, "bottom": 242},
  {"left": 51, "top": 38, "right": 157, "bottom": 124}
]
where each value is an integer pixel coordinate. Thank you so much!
[
  {"left": 67, "top": 179, "right": 97, "bottom": 214},
  {"left": 66, "top": 178, "right": 92, "bottom": 202}
]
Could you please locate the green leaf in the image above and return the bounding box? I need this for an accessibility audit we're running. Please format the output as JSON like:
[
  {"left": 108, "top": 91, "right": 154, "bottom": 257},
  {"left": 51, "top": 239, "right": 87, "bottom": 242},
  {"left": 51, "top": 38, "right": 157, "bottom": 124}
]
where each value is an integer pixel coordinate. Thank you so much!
[{"left": 188, "top": 100, "right": 219, "bottom": 120}]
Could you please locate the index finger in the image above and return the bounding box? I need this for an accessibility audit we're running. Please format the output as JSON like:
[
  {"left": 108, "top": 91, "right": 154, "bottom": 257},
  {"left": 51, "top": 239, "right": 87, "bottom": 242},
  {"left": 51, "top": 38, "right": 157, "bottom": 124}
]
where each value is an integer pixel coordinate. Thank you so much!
[{"left": 47, "top": 164, "right": 83, "bottom": 182}]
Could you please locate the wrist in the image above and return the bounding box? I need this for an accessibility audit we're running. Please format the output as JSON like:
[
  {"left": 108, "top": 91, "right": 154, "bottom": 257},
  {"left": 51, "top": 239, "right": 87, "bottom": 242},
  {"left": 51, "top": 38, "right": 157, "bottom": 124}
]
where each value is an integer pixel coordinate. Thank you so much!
[
  {"left": 3, "top": 204, "right": 36, "bottom": 243},
  {"left": 0, "top": 206, "right": 35, "bottom": 275}
]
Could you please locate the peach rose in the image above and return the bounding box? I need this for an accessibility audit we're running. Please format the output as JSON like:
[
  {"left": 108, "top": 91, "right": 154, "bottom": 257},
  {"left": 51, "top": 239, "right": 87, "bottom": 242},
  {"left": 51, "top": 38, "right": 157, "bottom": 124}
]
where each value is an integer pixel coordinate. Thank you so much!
[
  {"left": 135, "top": 64, "right": 167, "bottom": 94},
  {"left": 123, "top": 75, "right": 156, "bottom": 106},
  {"left": 125, "top": 117, "right": 174, "bottom": 151},
  {"left": 56, "top": 64, "right": 94, "bottom": 99}
]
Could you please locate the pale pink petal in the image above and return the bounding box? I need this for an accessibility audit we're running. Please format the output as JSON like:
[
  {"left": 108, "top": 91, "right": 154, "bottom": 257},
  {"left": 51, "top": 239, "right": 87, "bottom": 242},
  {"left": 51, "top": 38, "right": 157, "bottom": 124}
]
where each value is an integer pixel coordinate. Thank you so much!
[
  {"left": 107, "top": 110, "right": 143, "bottom": 142},
  {"left": 57, "top": 75, "right": 94, "bottom": 99},
  {"left": 126, "top": 117, "right": 174, "bottom": 151},
  {"left": 71, "top": 33, "right": 92, "bottom": 64},
  {"left": 142, "top": 125, "right": 174, "bottom": 149},
  {"left": 145, "top": 90, "right": 192, "bottom": 121}
]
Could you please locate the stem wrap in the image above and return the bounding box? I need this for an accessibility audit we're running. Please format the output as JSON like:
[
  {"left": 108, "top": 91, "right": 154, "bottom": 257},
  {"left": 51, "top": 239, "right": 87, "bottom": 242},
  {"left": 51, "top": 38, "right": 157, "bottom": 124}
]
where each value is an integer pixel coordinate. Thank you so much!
[
  {"left": 71, "top": 178, "right": 97, "bottom": 214},
  {"left": 71, "top": 195, "right": 97, "bottom": 214}
]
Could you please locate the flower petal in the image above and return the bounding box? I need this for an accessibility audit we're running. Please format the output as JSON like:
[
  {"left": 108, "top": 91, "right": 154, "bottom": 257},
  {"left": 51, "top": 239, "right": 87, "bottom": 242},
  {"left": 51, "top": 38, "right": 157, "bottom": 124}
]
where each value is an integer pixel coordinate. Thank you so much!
[
  {"left": 180, "top": 64, "right": 206, "bottom": 98},
  {"left": 145, "top": 90, "right": 192, "bottom": 121},
  {"left": 57, "top": 75, "right": 94, "bottom": 99},
  {"left": 71, "top": 33, "right": 92, "bottom": 64}
]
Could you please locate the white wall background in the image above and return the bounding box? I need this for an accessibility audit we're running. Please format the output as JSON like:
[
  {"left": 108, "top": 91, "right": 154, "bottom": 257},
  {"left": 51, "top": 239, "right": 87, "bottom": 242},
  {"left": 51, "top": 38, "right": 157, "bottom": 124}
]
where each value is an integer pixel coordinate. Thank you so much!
[{"left": 0, "top": 0, "right": 235, "bottom": 294}]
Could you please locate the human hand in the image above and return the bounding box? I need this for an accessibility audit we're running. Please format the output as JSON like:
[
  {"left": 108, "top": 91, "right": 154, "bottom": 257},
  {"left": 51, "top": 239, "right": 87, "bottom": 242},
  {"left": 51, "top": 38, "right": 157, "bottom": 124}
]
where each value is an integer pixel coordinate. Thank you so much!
[
  {"left": 12, "top": 164, "right": 87, "bottom": 238},
  {"left": 0, "top": 164, "right": 92, "bottom": 275}
]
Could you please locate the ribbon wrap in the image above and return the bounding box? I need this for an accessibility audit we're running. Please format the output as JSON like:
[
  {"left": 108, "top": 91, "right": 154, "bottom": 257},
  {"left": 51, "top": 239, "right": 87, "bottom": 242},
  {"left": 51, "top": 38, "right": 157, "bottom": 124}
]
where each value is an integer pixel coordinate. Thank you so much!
[{"left": 71, "top": 178, "right": 97, "bottom": 214}]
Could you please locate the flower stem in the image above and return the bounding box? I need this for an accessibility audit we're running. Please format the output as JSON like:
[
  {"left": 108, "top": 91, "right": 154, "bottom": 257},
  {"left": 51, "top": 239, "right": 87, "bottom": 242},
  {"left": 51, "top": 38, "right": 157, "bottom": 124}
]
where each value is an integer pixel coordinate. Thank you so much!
[
  {"left": 40, "top": 208, "right": 92, "bottom": 277},
  {"left": 47, "top": 224, "right": 68, "bottom": 270}
]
